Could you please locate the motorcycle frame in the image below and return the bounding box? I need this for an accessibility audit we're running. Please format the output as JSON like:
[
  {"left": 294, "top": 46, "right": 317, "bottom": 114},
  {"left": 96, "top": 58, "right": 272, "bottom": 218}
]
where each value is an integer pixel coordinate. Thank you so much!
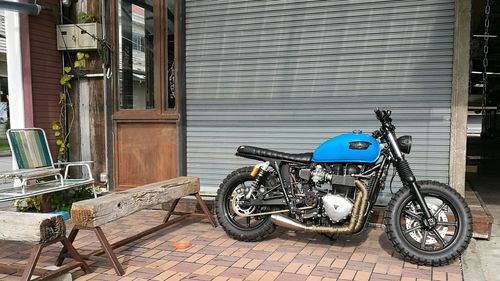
[
  {"left": 237, "top": 110, "right": 435, "bottom": 234},
  {"left": 240, "top": 149, "right": 391, "bottom": 234}
]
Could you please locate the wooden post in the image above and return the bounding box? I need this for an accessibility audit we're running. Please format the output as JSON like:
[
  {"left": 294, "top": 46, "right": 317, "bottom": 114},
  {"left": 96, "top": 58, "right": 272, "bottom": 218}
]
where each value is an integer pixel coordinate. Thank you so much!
[
  {"left": 0, "top": 212, "right": 90, "bottom": 281},
  {"left": 449, "top": 0, "right": 472, "bottom": 196},
  {"left": 0, "top": 212, "right": 65, "bottom": 243}
]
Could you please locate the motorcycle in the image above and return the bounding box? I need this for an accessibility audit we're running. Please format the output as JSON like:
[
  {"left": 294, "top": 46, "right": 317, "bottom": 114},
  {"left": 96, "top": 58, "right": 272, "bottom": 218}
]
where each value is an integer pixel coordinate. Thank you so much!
[{"left": 215, "top": 109, "right": 472, "bottom": 266}]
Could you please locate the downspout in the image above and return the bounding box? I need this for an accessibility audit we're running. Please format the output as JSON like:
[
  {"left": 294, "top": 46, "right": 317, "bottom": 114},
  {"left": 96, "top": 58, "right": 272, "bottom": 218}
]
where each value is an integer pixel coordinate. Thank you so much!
[
  {"left": 0, "top": 2, "right": 42, "bottom": 16},
  {"left": 102, "top": 0, "right": 113, "bottom": 189}
]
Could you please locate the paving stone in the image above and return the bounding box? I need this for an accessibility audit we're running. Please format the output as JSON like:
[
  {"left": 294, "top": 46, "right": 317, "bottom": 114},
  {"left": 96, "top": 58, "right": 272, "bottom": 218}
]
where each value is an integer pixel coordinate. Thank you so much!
[
  {"left": 354, "top": 271, "right": 372, "bottom": 281},
  {"left": 331, "top": 258, "right": 348, "bottom": 268},
  {"left": 256, "top": 260, "right": 289, "bottom": 272},
  {"left": 298, "top": 263, "right": 316, "bottom": 275},
  {"left": 219, "top": 267, "right": 253, "bottom": 279},
  {"left": 0, "top": 210, "right": 464, "bottom": 280},
  {"left": 276, "top": 272, "right": 308, "bottom": 281},
  {"left": 169, "top": 261, "right": 204, "bottom": 272},
  {"left": 400, "top": 267, "right": 432, "bottom": 279},
  {"left": 339, "top": 269, "right": 357, "bottom": 280}
]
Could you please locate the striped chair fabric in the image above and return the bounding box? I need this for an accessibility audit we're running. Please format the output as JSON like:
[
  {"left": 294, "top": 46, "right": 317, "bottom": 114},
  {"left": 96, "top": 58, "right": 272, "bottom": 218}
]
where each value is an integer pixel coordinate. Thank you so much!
[{"left": 7, "top": 129, "right": 54, "bottom": 169}]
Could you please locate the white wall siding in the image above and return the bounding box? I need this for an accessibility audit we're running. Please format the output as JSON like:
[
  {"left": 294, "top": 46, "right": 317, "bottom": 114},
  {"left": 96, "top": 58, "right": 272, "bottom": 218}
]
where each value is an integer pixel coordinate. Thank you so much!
[{"left": 0, "top": 11, "right": 6, "bottom": 54}]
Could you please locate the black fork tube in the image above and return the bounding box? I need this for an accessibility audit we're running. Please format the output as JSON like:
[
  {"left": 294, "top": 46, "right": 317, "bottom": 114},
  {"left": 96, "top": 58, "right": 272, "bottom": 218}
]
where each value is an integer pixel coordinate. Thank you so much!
[{"left": 386, "top": 132, "right": 434, "bottom": 220}]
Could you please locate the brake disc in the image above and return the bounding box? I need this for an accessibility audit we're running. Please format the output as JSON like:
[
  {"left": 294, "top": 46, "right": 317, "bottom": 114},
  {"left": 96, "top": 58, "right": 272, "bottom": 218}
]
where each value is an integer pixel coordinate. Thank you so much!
[
  {"left": 230, "top": 187, "right": 256, "bottom": 217},
  {"left": 405, "top": 203, "right": 448, "bottom": 245}
]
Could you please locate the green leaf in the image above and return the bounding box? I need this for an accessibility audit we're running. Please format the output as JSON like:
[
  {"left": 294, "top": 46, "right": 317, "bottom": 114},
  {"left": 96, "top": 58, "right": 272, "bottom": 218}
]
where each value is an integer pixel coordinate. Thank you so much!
[
  {"left": 80, "top": 59, "right": 86, "bottom": 68},
  {"left": 64, "top": 66, "right": 72, "bottom": 73},
  {"left": 77, "top": 12, "right": 86, "bottom": 20},
  {"left": 54, "top": 131, "right": 61, "bottom": 137},
  {"left": 56, "top": 139, "right": 63, "bottom": 145},
  {"left": 60, "top": 74, "right": 71, "bottom": 86},
  {"left": 76, "top": 52, "right": 84, "bottom": 60},
  {"left": 51, "top": 123, "right": 60, "bottom": 130},
  {"left": 59, "top": 92, "right": 66, "bottom": 104},
  {"left": 74, "top": 61, "right": 81, "bottom": 68},
  {"left": 84, "top": 53, "right": 90, "bottom": 59}
]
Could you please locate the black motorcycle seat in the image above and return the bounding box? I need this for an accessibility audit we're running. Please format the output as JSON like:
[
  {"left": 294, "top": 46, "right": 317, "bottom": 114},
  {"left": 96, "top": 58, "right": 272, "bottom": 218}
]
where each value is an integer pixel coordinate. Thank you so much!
[{"left": 237, "top": 145, "right": 312, "bottom": 163}]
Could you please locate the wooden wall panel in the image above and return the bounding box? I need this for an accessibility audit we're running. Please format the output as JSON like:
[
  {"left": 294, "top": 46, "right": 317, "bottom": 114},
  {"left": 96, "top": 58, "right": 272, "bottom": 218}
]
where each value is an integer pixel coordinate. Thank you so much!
[
  {"left": 115, "top": 122, "right": 178, "bottom": 190},
  {"left": 86, "top": 1, "right": 106, "bottom": 178},
  {"left": 28, "top": 0, "right": 62, "bottom": 158},
  {"left": 89, "top": 80, "right": 105, "bottom": 177}
]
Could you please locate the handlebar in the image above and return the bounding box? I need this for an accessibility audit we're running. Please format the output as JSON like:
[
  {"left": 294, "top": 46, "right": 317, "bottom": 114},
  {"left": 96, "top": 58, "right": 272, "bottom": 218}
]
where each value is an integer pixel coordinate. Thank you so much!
[
  {"left": 374, "top": 108, "right": 395, "bottom": 131},
  {"left": 374, "top": 108, "right": 384, "bottom": 121}
]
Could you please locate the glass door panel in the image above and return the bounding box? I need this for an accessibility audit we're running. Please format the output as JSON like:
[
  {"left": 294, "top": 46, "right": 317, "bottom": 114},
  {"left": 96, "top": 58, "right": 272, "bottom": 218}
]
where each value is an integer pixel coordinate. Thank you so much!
[{"left": 118, "top": 0, "right": 155, "bottom": 110}]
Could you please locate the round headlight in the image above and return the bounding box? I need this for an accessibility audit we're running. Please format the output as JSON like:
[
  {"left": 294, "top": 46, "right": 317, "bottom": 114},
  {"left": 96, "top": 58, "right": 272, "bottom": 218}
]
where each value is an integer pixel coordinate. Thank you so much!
[{"left": 397, "top": 135, "right": 412, "bottom": 154}]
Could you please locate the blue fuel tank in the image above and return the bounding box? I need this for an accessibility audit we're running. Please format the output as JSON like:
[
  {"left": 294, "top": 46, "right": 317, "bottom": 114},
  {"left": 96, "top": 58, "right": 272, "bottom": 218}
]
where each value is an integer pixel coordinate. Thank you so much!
[{"left": 312, "top": 132, "right": 380, "bottom": 163}]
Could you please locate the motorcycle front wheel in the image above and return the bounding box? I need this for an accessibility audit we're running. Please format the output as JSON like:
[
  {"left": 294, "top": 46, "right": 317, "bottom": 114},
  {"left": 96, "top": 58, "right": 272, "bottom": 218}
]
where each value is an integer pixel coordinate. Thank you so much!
[
  {"left": 384, "top": 181, "right": 472, "bottom": 266},
  {"left": 215, "top": 166, "right": 278, "bottom": 242}
]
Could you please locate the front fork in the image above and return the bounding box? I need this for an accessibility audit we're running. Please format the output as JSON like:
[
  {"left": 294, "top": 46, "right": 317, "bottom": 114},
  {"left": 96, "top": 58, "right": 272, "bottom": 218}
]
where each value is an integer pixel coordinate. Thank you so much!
[
  {"left": 386, "top": 132, "right": 436, "bottom": 228},
  {"left": 394, "top": 160, "right": 436, "bottom": 227}
]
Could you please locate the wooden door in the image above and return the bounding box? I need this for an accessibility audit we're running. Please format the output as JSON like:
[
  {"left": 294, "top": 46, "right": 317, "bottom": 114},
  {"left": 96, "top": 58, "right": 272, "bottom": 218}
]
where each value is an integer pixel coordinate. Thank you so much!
[{"left": 111, "top": 0, "right": 180, "bottom": 190}]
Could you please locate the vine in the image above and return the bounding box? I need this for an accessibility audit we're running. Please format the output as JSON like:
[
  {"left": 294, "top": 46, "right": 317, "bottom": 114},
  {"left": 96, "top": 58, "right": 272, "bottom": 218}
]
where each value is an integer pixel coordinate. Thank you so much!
[{"left": 52, "top": 52, "right": 89, "bottom": 160}]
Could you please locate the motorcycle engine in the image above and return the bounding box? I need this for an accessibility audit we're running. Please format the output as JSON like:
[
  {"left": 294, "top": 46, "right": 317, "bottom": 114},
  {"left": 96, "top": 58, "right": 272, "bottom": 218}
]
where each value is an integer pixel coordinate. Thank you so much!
[
  {"left": 322, "top": 194, "right": 353, "bottom": 223},
  {"left": 298, "top": 164, "right": 362, "bottom": 223}
]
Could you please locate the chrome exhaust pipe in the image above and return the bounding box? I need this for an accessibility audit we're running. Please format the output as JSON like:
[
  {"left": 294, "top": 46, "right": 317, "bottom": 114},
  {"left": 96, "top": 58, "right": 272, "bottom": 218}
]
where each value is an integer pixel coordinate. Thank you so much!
[
  {"left": 270, "top": 214, "right": 309, "bottom": 232},
  {"left": 271, "top": 180, "right": 369, "bottom": 234}
]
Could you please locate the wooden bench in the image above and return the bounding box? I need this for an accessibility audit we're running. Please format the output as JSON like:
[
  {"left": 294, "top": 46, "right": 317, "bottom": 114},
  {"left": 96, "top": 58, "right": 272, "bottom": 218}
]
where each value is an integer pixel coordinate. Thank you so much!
[
  {"left": 0, "top": 212, "right": 90, "bottom": 281},
  {"left": 56, "top": 176, "right": 217, "bottom": 275}
]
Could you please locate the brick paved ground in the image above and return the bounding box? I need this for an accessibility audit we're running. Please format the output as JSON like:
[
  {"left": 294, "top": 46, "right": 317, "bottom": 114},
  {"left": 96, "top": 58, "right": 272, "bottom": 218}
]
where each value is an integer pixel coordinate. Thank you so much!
[{"left": 0, "top": 210, "right": 463, "bottom": 281}]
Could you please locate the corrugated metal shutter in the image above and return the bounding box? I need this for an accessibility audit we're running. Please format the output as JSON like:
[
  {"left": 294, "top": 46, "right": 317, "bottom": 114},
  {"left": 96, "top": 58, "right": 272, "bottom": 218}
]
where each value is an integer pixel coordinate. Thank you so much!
[{"left": 185, "top": 0, "right": 454, "bottom": 203}]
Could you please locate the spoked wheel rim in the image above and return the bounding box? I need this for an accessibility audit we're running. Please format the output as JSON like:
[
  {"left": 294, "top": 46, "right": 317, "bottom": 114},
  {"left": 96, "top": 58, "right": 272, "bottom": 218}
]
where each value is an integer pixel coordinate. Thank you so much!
[
  {"left": 224, "top": 178, "right": 270, "bottom": 231},
  {"left": 398, "top": 192, "right": 460, "bottom": 253}
]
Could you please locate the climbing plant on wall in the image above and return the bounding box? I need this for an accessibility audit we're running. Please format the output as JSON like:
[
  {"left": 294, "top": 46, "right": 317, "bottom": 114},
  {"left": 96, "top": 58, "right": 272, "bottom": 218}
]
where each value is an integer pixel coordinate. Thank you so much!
[{"left": 52, "top": 52, "right": 90, "bottom": 161}]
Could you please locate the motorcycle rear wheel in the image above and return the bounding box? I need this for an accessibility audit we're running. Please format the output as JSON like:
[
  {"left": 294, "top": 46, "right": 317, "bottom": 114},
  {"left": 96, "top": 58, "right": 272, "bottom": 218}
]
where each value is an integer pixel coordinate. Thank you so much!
[
  {"left": 384, "top": 181, "right": 472, "bottom": 266},
  {"left": 215, "top": 166, "right": 277, "bottom": 242}
]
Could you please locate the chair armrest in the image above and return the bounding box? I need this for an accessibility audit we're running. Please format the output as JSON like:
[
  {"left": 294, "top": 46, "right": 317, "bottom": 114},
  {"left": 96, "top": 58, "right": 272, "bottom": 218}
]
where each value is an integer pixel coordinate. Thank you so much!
[
  {"left": 0, "top": 167, "right": 64, "bottom": 189},
  {"left": 0, "top": 168, "right": 61, "bottom": 180},
  {"left": 60, "top": 162, "right": 94, "bottom": 181},
  {"left": 54, "top": 161, "right": 94, "bottom": 168}
]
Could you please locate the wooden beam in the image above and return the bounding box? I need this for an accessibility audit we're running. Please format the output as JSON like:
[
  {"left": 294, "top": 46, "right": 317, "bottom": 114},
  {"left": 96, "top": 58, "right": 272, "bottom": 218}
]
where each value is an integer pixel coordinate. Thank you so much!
[
  {"left": 0, "top": 212, "right": 65, "bottom": 243},
  {"left": 71, "top": 176, "right": 199, "bottom": 227}
]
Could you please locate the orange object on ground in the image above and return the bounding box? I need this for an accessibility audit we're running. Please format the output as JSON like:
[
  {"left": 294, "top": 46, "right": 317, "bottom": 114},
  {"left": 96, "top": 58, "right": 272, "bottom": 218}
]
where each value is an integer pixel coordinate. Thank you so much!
[{"left": 174, "top": 240, "right": 191, "bottom": 250}]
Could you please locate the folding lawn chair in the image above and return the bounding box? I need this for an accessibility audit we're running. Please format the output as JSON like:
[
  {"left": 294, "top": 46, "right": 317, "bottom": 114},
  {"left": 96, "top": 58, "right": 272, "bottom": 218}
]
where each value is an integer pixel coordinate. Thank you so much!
[{"left": 0, "top": 128, "right": 95, "bottom": 202}]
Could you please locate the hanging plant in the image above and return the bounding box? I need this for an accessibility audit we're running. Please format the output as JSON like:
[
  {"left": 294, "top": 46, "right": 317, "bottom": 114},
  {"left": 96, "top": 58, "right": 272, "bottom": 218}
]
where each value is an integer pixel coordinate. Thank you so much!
[{"left": 52, "top": 52, "right": 89, "bottom": 161}]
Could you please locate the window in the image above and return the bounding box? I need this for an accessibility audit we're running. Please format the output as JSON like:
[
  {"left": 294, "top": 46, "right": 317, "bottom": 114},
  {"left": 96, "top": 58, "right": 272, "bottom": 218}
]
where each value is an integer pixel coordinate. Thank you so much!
[
  {"left": 132, "top": 32, "right": 145, "bottom": 52},
  {"left": 118, "top": 0, "right": 154, "bottom": 110},
  {"left": 166, "top": 3, "right": 175, "bottom": 109}
]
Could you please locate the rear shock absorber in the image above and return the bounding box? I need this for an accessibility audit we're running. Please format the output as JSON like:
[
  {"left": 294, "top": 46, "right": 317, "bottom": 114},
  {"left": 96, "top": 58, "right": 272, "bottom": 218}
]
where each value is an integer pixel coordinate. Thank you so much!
[{"left": 246, "top": 162, "right": 270, "bottom": 199}]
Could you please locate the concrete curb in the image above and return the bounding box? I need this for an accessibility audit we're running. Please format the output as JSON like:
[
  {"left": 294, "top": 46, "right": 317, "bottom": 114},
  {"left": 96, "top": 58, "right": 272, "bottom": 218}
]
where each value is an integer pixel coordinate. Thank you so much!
[{"left": 462, "top": 238, "right": 486, "bottom": 281}]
